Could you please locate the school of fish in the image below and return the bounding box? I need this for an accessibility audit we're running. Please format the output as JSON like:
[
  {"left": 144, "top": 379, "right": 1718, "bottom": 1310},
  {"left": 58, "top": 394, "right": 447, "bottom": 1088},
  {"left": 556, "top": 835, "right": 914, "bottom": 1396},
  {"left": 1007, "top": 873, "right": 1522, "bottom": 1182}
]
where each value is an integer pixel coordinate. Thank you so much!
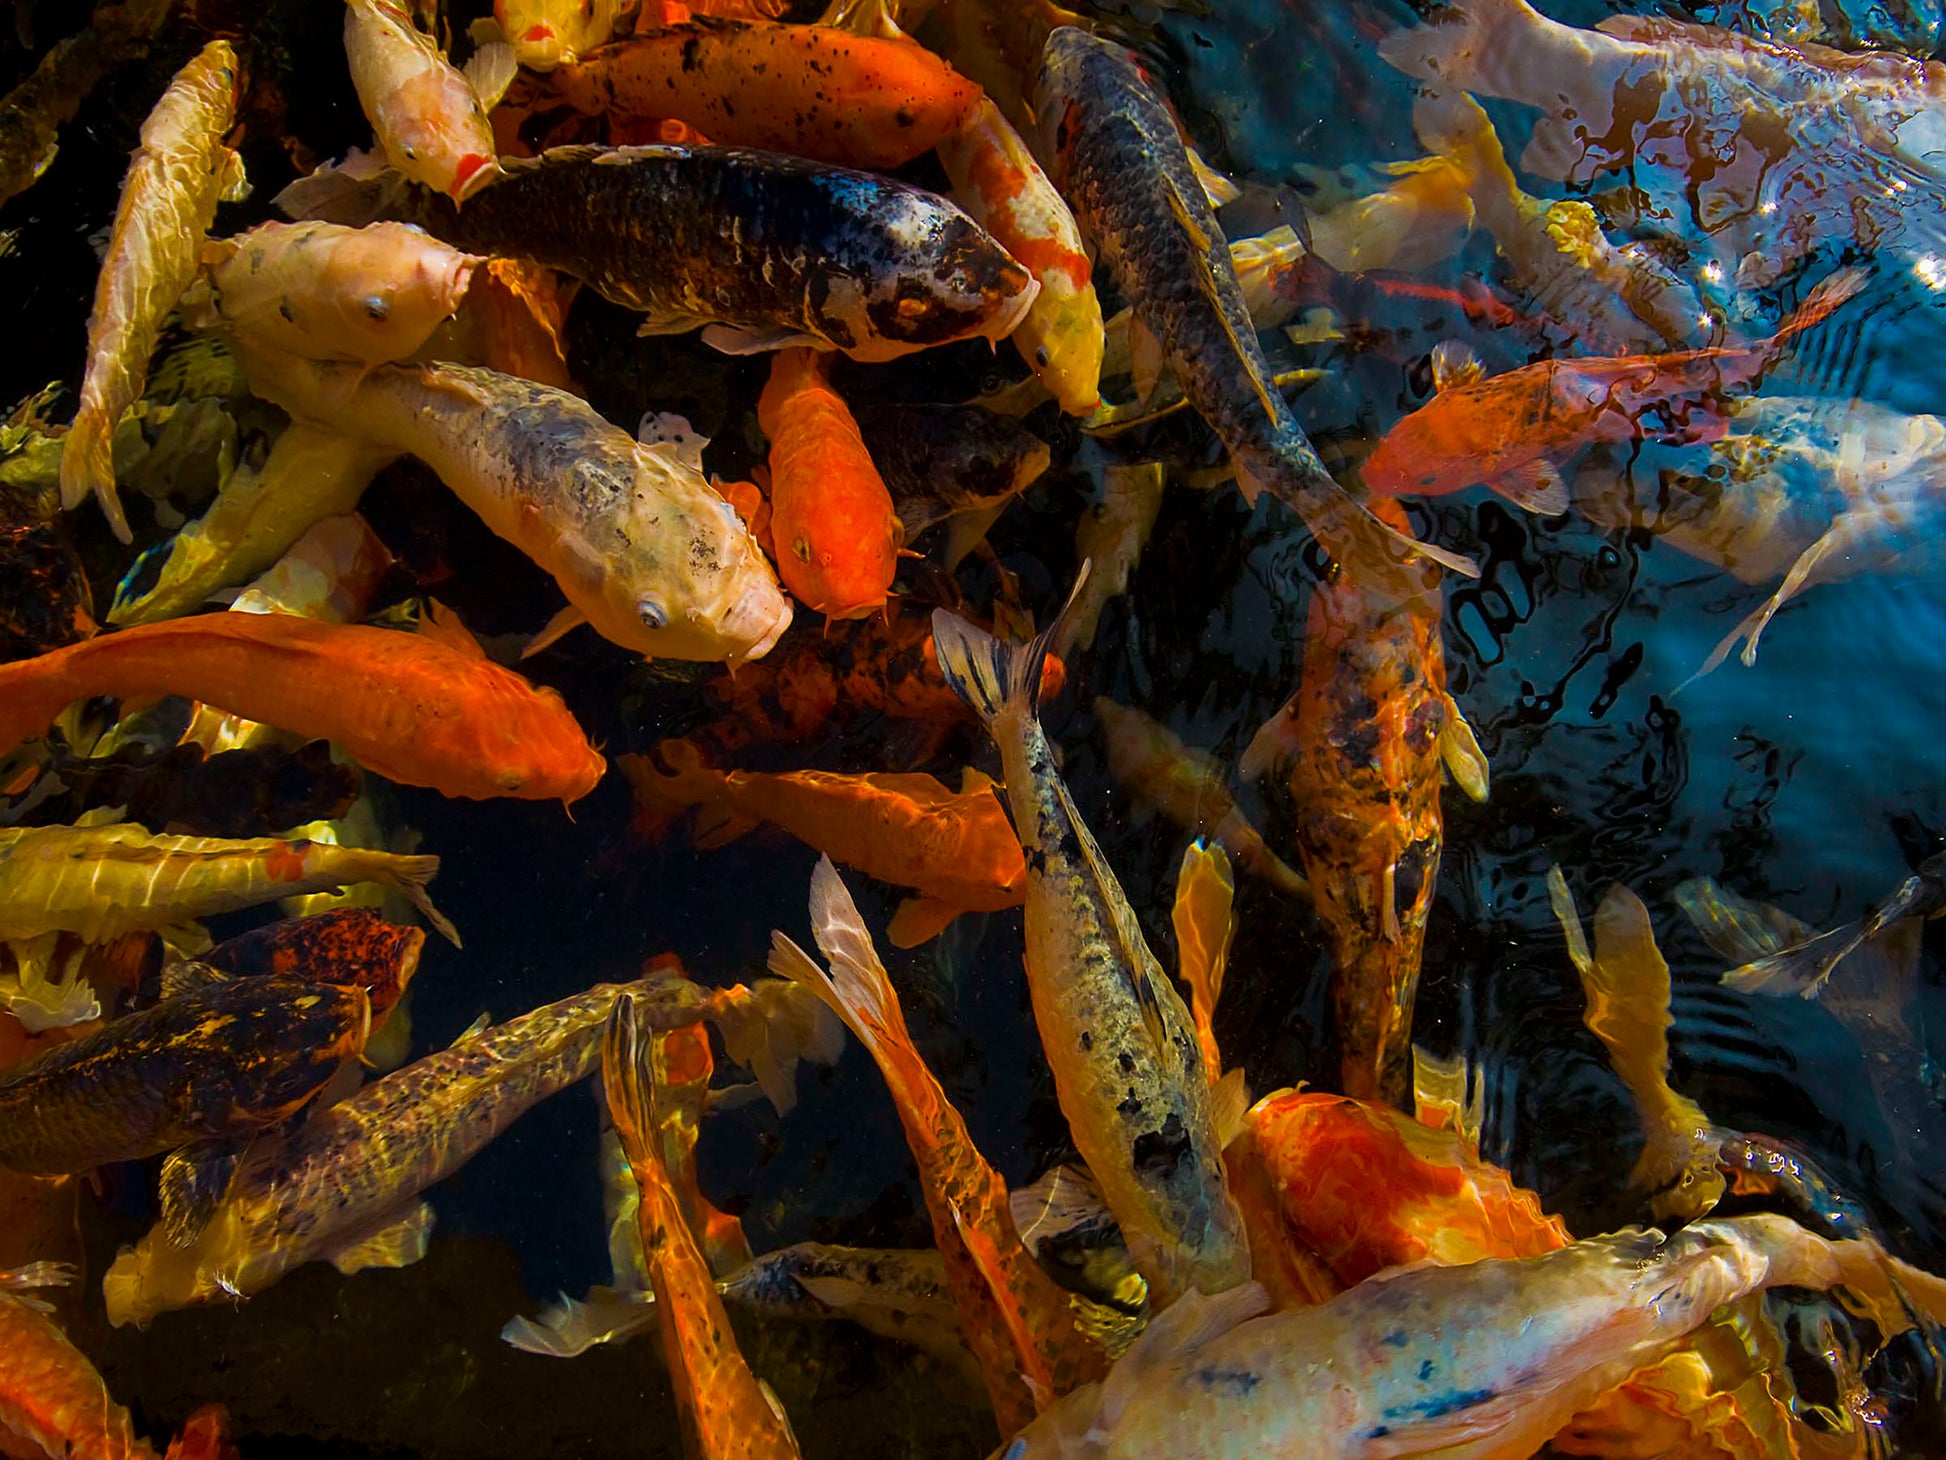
[{"left": 0, "top": 0, "right": 1939, "bottom": 1452}]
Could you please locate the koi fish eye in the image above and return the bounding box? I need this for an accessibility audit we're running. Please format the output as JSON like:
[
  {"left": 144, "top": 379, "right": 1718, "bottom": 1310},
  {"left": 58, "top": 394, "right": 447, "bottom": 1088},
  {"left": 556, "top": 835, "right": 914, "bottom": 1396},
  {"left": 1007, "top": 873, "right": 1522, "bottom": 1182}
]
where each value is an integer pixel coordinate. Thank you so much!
[
  {"left": 496, "top": 770, "right": 525, "bottom": 792},
  {"left": 401, "top": 145, "right": 417, "bottom": 160},
  {"left": 637, "top": 598, "right": 667, "bottom": 629},
  {"left": 363, "top": 296, "right": 389, "bottom": 321},
  {"left": 791, "top": 535, "right": 813, "bottom": 563},
  {"left": 1034, "top": 345, "right": 1051, "bottom": 368}
]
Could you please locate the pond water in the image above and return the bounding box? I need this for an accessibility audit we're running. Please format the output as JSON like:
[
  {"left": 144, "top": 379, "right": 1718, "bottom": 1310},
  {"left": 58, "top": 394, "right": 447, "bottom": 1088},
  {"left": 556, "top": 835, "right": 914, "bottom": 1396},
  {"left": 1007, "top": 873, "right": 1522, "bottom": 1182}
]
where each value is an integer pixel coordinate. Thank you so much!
[{"left": 3, "top": 0, "right": 1945, "bottom": 1453}]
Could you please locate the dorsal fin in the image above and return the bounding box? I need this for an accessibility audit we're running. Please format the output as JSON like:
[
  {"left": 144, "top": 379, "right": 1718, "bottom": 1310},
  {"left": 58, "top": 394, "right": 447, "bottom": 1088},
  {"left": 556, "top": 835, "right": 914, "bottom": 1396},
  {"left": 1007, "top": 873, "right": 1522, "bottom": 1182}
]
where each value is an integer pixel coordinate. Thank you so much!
[{"left": 419, "top": 600, "right": 486, "bottom": 659}]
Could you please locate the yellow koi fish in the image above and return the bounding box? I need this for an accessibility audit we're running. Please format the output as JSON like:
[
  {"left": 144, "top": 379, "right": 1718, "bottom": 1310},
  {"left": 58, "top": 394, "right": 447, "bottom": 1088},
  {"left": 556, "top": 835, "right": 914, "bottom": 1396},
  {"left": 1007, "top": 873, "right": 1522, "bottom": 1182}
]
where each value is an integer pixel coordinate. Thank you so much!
[
  {"left": 343, "top": 0, "right": 499, "bottom": 202},
  {"left": 61, "top": 40, "right": 246, "bottom": 543}
]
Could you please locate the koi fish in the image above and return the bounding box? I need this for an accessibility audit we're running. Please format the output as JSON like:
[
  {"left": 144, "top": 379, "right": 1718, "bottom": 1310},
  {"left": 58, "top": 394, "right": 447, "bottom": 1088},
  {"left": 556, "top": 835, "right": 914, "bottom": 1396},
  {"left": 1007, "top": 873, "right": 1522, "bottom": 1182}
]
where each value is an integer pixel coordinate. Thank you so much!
[
  {"left": 1379, "top": 0, "right": 1946, "bottom": 287},
  {"left": 344, "top": 0, "right": 498, "bottom": 201},
  {"left": 550, "top": 19, "right": 980, "bottom": 169},
  {"left": 431, "top": 257, "right": 578, "bottom": 392},
  {"left": 0, "top": 610, "right": 605, "bottom": 805},
  {"left": 1034, "top": 28, "right": 1475, "bottom": 587},
  {"left": 61, "top": 41, "right": 245, "bottom": 544},
  {"left": 623, "top": 742, "right": 1025, "bottom": 947},
  {"left": 0, "top": 1263, "right": 157, "bottom": 1459},
  {"left": 937, "top": 98, "right": 1104, "bottom": 415},
  {"left": 603, "top": 992, "right": 802, "bottom": 1459},
  {"left": 671, "top": 602, "right": 1069, "bottom": 765},
  {"left": 1409, "top": 90, "right": 1710, "bottom": 355},
  {"left": 933, "top": 583, "right": 1251, "bottom": 1302},
  {"left": 757, "top": 348, "right": 900, "bottom": 621},
  {"left": 283, "top": 145, "right": 1037, "bottom": 363},
  {"left": 495, "top": 0, "right": 632, "bottom": 70},
  {"left": 1301, "top": 153, "right": 1474, "bottom": 278},
  {"left": 1575, "top": 394, "right": 1946, "bottom": 675},
  {"left": 770, "top": 858, "right": 1105, "bottom": 1431},
  {"left": 0, "top": 972, "right": 368, "bottom": 1176},
  {"left": 999, "top": 1215, "right": 1896, "bottom": 1458},
  {"left": 204, "top": 908, "right": 424, "bottom": 1029},
  {"left": 1062, "top": 461, "right": 1165, "bottom": 654},
  {"left": 0, "top": 490, "right": 93, "bottom": 660},
  {"left": 110, "top": 429, "right": 395, "bottom": 628},
  {"left": 184, "top": 220, "right": 480, "bottom": 370},
  {"left": 1548, "top": 868, "right": 1726, "bottom": 1222},
  {"left": 852, "top": 402, "right": 1049, "bottom": 568},
  {"left": 1094, "top": 698, "right": 1307, "bottom": 900},
  {"left": 1361, "top": 266, "right": 1865, "bottom": 514},
  {"left": 0, "top": 819, "right": 455, "bottom": 947},
  {"left": 221, "top": 343, "right": 789, "bottom": 664},
  {"left": 1246, "top": 499, "right": 1487, "bottom": 1105}
]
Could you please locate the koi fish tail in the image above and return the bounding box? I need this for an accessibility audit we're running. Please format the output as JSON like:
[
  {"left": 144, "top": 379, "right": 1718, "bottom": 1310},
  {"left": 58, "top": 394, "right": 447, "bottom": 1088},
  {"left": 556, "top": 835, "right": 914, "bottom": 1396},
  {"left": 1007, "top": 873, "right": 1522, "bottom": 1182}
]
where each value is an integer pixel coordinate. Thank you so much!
[
  {"left": 932, "top": 585, "right": 1076, "bottom": 735},
  {"left": 58, "top": 405, "right": 132, "bottom": 543},
  {"left": 601, "top": 992, "right": 660, "bottom": 1172},
  {"left": 367, "top": 853, "right": 462, "bottom": 948},
  {"left": 1243, "top": 446, "right": 1480, "bottom": 589},
  {"left": 767, "top": 857, "right": 917, "bottom": 1090},
  {"left": 1763, "top": 268, "right": 1869, "bottom": 359},
  {"left": 1172, "top": 840, "right": 1236, "bottom": 1087}
]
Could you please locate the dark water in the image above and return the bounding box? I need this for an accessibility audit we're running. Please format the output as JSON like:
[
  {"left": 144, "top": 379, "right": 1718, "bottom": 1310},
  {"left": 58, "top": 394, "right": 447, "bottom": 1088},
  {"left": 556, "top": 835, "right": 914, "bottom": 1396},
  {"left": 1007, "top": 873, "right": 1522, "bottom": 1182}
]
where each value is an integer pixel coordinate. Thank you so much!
[{"left": 4, "top": 0, "right": 1946, "bottom": 1452}]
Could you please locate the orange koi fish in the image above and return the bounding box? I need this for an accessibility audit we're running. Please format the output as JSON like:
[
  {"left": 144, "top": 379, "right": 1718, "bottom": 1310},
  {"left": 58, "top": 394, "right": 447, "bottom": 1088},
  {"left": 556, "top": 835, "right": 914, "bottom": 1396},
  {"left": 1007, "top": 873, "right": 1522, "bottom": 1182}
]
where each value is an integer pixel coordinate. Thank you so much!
[
  {"left": 673, "top": 602, "right": 1067, "bottom": 765},
  {"left": 936, "top": 98, "right": 1103, "bottom": 415},
  {"left": 550, "top": 19, "right": 980, "bottom": 169},
  {"left": 0, "top": 609, "right": 605, "bottom": 805},
  {"left": 344, "top": 0, "right": 499, "bottom": 202},
  {"left": 769, "top": 858, "right": 1106, "bottom": 1433},
  {"left": 756, "top": 348, "right": 900, "bottom": 621},
  {"left": 62, "top": 41, "right": 244, "bottom": 544},
  {"left": 1245, "top": 499, "right": 1487, "bottom": 1106},
  {"left": 1362, "top": 267, "right": 1867, "bottom": 511},
  {"left": 621, "top": 741, "right": 1025, "bottom": 947},
  {"left": 603, "top": 992, "right": 803, "bottom": 1460}
]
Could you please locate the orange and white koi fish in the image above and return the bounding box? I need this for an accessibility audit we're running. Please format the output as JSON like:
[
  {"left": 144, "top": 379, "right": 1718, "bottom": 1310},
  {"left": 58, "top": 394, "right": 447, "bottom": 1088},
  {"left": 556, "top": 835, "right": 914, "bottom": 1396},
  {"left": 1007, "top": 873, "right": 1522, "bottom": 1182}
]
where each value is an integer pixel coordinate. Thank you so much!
[
  {"left": 1000, "top": 1215, "right": 1903, "bottom": 1459},
  {"left": 61, "top": 40, "right": 245, "bottom": 544},
  {"left": 757, "top": 348, "right": 899, "bottom": 621},
  {"left": 495, "top": 0, "right": 632, "bottom": 71},
  {"left": 551, "top": 19, "right": 980, "bottom": 170},
  {"left": 604, "top": 991, "right": 804, "bottom": 1460},
  {"left": 0, "top": 608, "right": 606, "bottom": 806},
  {"left": 1095, "top": 697, "right": 1307, "bottom": 899},
  {"left": 1361, "top": 267, "right": 1866, "bottom": 513},
  {"left": 344, "top": 0, "right": 499, "bottom": 202},
  {"left": 186, "top": 220, "right": 479, "bottom": 370},
  {"left": 937, "top": 99, "right": 1104, "bottom": 415},
  {"left": 770, "top": 858, "right": 1105, "bottom": 1434},
  {"left": 933, "top": 582, "right": 1251, "bottom": 1303},
  {"left": 1243, "top": 499, "right": 1487, "bottom": 1105},
  {"left": 1548, "top": 868, "right": 1726, "bottom": 1222},
  {"left": 622, "top": 741, "right": 1025, "bottom": 947}
]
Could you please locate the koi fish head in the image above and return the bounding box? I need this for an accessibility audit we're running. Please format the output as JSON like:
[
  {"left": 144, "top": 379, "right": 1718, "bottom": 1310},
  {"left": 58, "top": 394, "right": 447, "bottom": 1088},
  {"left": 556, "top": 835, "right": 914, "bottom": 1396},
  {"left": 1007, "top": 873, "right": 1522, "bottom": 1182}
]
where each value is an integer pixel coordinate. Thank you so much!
[
  {"left": 481, "top": 684, "right": 608, "bottom": 806},
  {"left": 495, "top": 0, "right": 613, "bottom": 70},
  {"left": 811, "top": 189, "right": 1039, "bottom": 361},
  {"left": 374, "top": 68, "right": 500, "bottom": 202}
]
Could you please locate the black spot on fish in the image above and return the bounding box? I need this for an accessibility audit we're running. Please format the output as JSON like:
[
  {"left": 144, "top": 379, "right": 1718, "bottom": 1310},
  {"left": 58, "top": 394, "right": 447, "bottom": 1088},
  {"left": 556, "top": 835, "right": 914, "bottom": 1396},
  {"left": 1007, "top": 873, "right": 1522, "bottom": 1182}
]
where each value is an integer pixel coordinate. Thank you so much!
[
  {"left": 1025, "top": 846, "right": 1047, "bottom": 874},
  {"left": 1078, "top": 1030, "right": 1092, "bottom": 1051},
  {"left": 680, "top": 35, "right": 702, "bottom": 71},
  {"left": 1131, "top": 1114, "right": 1189, "bottom": 1177},
  {"left": 1117, "top": 1094, "right": 1144, "bottom": 1118},
  {"left": 1117, "top": 1051, "right": 1134, "bottom": 1073},
  {"left": 1385, "top": 1388, "right": 1498, "bottom": 1422},
  {"left": 1193, "top": 1367, "right": 1260, "bottom": 1396},
  {"left": 1418, "top": 1360, "right": 1435, "bottom": 1382},
  {"left": 1381, "top": 1329, "right": 1409, "bottom": 1348}
]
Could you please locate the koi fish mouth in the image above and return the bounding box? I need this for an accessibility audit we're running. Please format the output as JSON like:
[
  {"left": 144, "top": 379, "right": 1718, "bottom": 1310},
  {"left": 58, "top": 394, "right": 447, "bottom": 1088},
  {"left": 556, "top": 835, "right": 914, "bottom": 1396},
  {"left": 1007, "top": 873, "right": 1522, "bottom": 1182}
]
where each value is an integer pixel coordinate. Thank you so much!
[
  {"left": 450, "top": 153, "right": 498, "bottom": 201},
  {"left": 522, "top": 23, "right": 556, "bottom": 40}
]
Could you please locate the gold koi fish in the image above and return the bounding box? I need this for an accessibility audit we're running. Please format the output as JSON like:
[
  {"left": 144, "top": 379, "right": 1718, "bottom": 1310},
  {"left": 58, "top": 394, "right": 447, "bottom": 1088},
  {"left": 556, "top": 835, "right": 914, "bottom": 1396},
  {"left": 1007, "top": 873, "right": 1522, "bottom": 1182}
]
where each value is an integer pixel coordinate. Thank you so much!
[
  {"left": 344, "top": 0, "right": 499, "bottom": 202},
  {"left": 61, "top": 40, "right": 246, "bottom": 543}
]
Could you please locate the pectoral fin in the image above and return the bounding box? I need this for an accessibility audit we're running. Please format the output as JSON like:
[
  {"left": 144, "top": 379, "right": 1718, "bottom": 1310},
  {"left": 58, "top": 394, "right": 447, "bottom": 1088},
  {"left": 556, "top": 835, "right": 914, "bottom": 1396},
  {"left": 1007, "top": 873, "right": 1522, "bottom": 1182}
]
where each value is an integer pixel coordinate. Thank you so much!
[
  {"left": 1429, "top": 339, "right": 1484, "bottom": 392},
  {"left": 463, "top": 39, "right": 518, "bottom": 110},
  {"left": 943, "top": 503, "right": 1008, "bottom": 571},
  {"left": 326, "top": 1201, "right": 434, "bottom": 1275},
  {"left": 1437, "top": 693, "right": 1490, "bottom": 802},
  {"left": 521, "top": 603, "right": 588, "bottom": 659},
  {"left": 1129, "top": 318, "right": 1166, "bottom": 406},
  {"left": 1493, "top": 457, "right": 1568, "bottom": 515},
  {"left": 699, "top": 323, "right": 829, "bottom": 355},
  {"left": 159, "top": 1141, "right": 245, "bottom": 1249},
  {"left": 159, "top": 959, "right": 229, "bottom": 1000},
  {"left": 1185, "top": 146, "right": 1240, "bottom": 207},
  {"left": 886, "top": 895, "right": 964, "bottom": 948}
]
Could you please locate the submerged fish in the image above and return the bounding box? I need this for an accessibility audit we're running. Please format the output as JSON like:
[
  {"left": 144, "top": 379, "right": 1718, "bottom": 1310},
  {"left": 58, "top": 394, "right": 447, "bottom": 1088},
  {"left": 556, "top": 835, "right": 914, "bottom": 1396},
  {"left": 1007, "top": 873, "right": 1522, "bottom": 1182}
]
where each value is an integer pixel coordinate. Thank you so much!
[
  {"left": 222, "top": 343, "right": 789, "bottom": 664},
  {"left": 1548, "top": 868, "right": 1727, "bottom": 1222},
  {"left": 0, "top": 1263, "right": 161, "bottom": 1459},
  {"left": 185, "top": 220, "right": 480, "bottom": 370},
  {"left": 1034, "top": 28, "right": 1473, "bottom": 586},
  {"left": 1000, "top": 1215, "right": 1894, "bottom": 1458},
  {"left": 1094, "top": 697, "right": 1307, "bottom": 900},
  {"left": 0, "top": 820, "right": 455, "bottom": 947},
  {"left": 0, "top": 610, "right": 606, "bottom": 805},
  {"left": 550, "top": 19, "right": 980, "bottom": 169},
  {"left": 1246, "top": 499, "right": 1487, "bottom": 1105},
  {"left": 757, "top": 348, "right": 900, "bottom": 621},
  {"left": 285, "top": 145, "right": 1037, "bottom": 362},
  {"left": 936, "top": 97, "right": 1104, "bottom": 414},
  {"left": 603, "top": 993, "right": 803, "bottom": 1459},
  {"left": 852, "top": 402, "right": 1049, "bottom": 567},
  {"left": 61, "top": 41, "right": 245, "bottom": 544},
  {"left": 495, "top": 0, "right": 631, "bottom": 70},
  {"left": 204, "top": 908, "right": 424, "bottom": 1024},
  {"left": 623, "top": 742, "right": 1025, "bottom": 947},
  {"left": 0, "top": 973, "right": 368, "bottom": 1176},
  {"left": 1362, "top": 268, "right": 1865, "bottom": 512},
  {"left": 0, "top": 490, "right": 94, "bottom": 661},
  {"left": 771, "top": 858, "right": 1105, "bottom": 1432},
  {"left": 933, "top": 585, "right": 1250, "bottom": 1301},
  {"left": 344, "top": 0, "right": 498, "bottom": 202}
]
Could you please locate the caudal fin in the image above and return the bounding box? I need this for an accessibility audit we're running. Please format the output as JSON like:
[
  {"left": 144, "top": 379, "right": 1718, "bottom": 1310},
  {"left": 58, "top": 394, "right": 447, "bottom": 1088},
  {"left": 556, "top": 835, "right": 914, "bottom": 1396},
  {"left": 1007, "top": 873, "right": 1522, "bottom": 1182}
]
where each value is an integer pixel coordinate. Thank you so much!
[
  {"left": 1772, "top": 268, "right": 1869, "bottom": 346},
  {"left": 931, "top": 563, "right": 1091, "bottom": 727},
  {"left": 767, "top": 856, "right": 911, "bottom": 1067},
  {"left": 58, "top": 409, "right": 132, "bottom": 544},
  {"left": 376, "top": 853, "right": 461, "bottom": 948},
  {"left": 600, "top": 992, "right": 657, "bottom": 1168}
]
